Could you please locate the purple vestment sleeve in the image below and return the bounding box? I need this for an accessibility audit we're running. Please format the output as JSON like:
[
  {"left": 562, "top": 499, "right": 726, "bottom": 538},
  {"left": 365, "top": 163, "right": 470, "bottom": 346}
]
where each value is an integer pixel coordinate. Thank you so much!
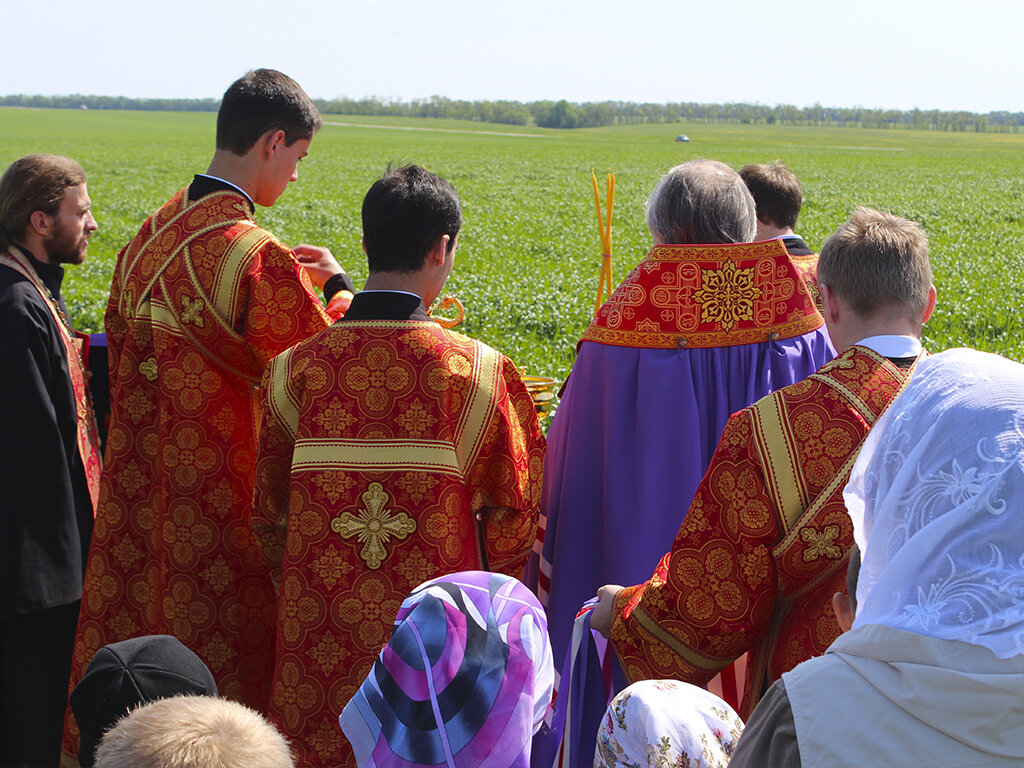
[{"left": 531, "top": 328, "right": 834, "bottom": 672}]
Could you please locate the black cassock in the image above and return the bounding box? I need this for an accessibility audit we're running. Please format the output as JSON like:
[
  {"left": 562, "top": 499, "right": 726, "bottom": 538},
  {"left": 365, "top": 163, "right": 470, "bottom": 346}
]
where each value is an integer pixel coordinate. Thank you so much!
[{"left": 0, "top": 247, "right": 93, "bottom": 765}]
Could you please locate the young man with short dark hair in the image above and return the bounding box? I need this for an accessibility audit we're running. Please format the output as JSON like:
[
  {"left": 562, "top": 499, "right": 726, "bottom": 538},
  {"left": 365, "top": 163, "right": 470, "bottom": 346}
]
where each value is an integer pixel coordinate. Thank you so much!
[
  {"left": 740, "top": 161, "right": 821, "bottom": 308},
  {"left": 64, "top": 69, "right": 353, "bottom": 761},
  {"left": 252, "top": 165, "right": 545, "bottom": 766}
]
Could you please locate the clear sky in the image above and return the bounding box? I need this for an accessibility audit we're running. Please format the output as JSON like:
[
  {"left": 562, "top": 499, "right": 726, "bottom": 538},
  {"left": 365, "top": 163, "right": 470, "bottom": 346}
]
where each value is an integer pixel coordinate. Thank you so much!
[{"left": 2, "top": 0, "right": 1020, "bottom": 113}]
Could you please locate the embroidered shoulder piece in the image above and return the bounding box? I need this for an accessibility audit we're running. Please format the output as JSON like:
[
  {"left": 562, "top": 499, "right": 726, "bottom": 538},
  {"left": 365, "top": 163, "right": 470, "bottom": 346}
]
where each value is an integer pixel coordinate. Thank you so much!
[
  {"left": 581, "top": 240, "right": 823, "bottom": 349},
  {"left": 787, "top": 251, "right": 821, "bottom": 311}
]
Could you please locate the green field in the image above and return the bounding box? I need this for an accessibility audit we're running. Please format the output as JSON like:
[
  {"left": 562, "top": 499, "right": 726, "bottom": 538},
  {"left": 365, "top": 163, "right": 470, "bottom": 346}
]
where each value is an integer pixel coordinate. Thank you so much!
[{"left": 3, "top": 107, "right": 1023, "bottom": 382}]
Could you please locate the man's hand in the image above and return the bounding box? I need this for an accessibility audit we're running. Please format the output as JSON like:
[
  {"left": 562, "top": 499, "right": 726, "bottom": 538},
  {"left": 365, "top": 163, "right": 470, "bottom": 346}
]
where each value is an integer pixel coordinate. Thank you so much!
[
  {"left": 293, "top": 244, "right": 344, "bottom": 290},
  {"left": 590, "top": 584, "right": 625, "bottom": 638}
]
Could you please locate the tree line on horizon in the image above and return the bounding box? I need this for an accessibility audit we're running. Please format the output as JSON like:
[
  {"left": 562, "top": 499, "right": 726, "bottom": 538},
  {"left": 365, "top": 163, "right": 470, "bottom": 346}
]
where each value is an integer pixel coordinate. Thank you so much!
[{"left": 2, "top": 93, "right": 1022, "bottom": 133}]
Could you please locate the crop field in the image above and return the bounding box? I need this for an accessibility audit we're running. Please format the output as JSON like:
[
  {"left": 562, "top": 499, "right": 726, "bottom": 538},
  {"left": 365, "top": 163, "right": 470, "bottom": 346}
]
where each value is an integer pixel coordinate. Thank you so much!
[{"left": 3, "top": 107, "right": 1024, "bottom": 383}]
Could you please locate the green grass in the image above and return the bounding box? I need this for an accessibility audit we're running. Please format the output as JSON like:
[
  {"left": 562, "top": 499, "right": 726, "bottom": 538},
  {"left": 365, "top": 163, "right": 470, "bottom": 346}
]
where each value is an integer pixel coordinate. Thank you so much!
[{"left": 3, "top": 107, "right": 1024, "bottom": 382}]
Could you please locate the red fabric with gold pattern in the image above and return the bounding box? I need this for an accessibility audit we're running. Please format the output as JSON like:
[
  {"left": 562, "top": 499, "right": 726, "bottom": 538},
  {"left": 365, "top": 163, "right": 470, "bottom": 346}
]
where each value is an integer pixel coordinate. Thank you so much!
[
  {"left": 62, "top": 189, "right": 345, "bottom": 761},
  {"left": 787, "top": 250, "right": 821, "bottom": 312},
  {"left": 580, "top": 240, "right": 822, "bottom": 349},
  {"left": 609, "top": 346, "right": 913, "bottom": 718},
  {"left": 253, "top": 320, "right": 545, "bottom": 767}
]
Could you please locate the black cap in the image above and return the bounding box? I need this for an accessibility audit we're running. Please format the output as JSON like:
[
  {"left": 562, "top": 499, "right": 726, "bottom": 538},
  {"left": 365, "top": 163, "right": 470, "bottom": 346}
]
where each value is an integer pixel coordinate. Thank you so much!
[{"left": 70, "top": 635, "right": 217, "bottom": 767}]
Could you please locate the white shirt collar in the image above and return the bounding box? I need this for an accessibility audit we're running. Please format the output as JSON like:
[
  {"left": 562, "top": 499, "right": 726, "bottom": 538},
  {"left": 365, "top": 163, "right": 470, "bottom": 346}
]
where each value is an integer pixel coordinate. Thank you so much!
[
  {"left": 856, "top": 335, "right": 922, "bottom": 358},
  {"left": 195, "top": 173, "right": 254, "bottom": 207},
  {"left": 357, "top": 289, "right": 424, "bottom": 300}
]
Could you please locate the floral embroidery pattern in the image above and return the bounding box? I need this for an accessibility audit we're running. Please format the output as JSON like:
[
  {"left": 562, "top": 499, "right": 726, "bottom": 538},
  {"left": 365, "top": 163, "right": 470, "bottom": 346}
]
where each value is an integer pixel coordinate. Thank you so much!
[
  {"left": 312, "top": 471, "right": 356, "bottom": 504},
  {"left": 675, "top": 546, "right": 742, "bottom": 620},
  {"left": 336, "top": 576, "right": 399, "bottom": 649},
  {"left": 691, "top": 261, "right": 761, "bottom": 332},
  {"left": 391, "top": 547, "right": 431, "bottom": 586},
  {"left": 309, "top": 548, "right": 354, "bottom": 590},
  {"left": 308, "top": 631, "right": 348, "bottom": 676},
  {"left": 394, "top": 472, "right": 439, "bottom": 505},
  {"left": 341, "top": 344, "right": 414, "bottom": 414},
  {"left": 394, "top": 398, "right": 438, "bottom": 439},
  {"left": 312, "top": 398, "right": 357, "bottom": 434}
]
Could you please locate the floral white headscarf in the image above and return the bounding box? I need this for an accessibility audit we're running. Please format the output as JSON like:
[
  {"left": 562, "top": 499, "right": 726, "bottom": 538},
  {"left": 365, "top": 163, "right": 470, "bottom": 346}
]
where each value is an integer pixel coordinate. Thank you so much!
[
  {"left": 593, "top": 680, "right": 743, "bottom": 768},
  {"left": 844, "top": 348, "right": 1024, "bottom": 658}
]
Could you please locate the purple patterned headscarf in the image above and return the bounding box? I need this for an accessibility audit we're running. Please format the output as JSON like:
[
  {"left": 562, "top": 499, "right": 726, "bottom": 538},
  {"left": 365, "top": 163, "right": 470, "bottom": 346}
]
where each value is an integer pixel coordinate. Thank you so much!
[{"left": 340, "top": 571, "right": 554, "bottom": 768}]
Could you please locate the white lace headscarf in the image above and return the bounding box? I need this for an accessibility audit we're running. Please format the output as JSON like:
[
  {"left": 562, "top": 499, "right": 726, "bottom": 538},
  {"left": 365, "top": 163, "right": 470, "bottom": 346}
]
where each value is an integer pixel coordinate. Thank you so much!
[{"left": 843, "top": 348, "right": 1024, "bottom": 658}]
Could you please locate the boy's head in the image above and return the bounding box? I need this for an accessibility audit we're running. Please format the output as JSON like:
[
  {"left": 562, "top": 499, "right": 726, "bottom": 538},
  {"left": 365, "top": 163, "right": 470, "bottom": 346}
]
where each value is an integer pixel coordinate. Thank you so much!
[
  {"left": 361, "top": 165, "right": 462, "bottom": 274},
  {"left": 216, "top": 69, "right": 322, "bottom": 156},
  {"left": 817, "top": 206, "right": 932, "bottom": 320},
  {"left": 738, "top": 161, "right": 802, "bottom": 232}
]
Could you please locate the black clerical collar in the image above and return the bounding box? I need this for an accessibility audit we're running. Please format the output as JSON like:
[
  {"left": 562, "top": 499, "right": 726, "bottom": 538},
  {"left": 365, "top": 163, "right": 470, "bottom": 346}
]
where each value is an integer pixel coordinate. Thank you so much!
[
  {"left": 10, "top": 243, "right": 65, "bottom": 299},
  {"left": 341, "top": 291, "right": 430, "bottom": 322},
  {"left": 781, "top": 235, "right": 814, "bottom": 256},
  {"left": 188, "top": 174, "right": 255, "bottom": 213}
]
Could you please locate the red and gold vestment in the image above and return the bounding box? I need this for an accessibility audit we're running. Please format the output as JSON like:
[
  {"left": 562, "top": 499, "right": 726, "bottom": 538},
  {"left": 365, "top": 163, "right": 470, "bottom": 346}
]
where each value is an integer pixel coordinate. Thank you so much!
[
  {"left": 609, "top": 345, "right": 915, "bottom": 718},
  {"left": 579, "top": 240, "right": 823, "bottom": 350},
  {"left": 778, "top": 235, "right": 819, "bottom": 312},
  {"left": 63, "top": 188, "right": 348, "bottom": 760},
  {"left": 252, "top": 297, "right": 544, "bottom": 766}
]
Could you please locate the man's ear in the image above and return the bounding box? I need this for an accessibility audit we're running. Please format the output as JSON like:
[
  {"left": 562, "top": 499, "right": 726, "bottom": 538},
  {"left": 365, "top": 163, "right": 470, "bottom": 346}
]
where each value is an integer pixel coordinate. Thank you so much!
[
  {"left": 261, "top": 129, "right": 287, "bottom": 159},
  {"left": 28, "top": 209, "right": 52, "bottom": 238},
  {"left": 832, "top": 591, "right": 855, "bottom": 633},
  {"left": 426, "top": 234, "right": 450, "bottom": 266},
  {"left": 921, "top": 284, "right": 937, "bottom": 323},
  {"left": 819, "top": 283, "right": 841, "bottom": 324}
]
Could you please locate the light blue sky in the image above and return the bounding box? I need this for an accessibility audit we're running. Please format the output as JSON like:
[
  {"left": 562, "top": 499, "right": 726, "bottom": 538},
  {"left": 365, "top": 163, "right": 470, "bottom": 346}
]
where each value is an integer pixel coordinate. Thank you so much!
[{"left": 2, "top": 0, "right": 1020, "bottom": 112}]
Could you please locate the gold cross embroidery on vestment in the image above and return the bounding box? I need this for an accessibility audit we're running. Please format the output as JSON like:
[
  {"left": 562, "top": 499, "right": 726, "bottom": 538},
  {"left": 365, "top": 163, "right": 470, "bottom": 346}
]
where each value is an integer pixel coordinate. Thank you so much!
[
  {"left": 331, "top": 483, "right": 416, "bottom": 569},
  {"left": 180, "top": 295, "right": 205, "bottom": 327},
  {"left": 800, "top": 524, "right": 842, "bottom": 562}
]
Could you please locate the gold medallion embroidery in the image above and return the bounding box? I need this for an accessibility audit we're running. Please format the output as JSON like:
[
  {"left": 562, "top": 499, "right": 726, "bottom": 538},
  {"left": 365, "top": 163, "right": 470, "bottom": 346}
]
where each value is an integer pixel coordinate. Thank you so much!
[
  {"left": 818, "top": 348, "right": 857, "bottom": 373},
  {"left": 691, "top": 260, "right": 761, "bottom": 331},
  {"left": 139, "top": 358, "right": 159, "bottom": 381},
  {"left": 800, "top": 524, "right": 842, "bottom": 561},
  {"left": 180, "top": 295, "right": 205, "bottom": 327},
  {"left": 331, "top": 483, "right": 416, "bottom": 568}
]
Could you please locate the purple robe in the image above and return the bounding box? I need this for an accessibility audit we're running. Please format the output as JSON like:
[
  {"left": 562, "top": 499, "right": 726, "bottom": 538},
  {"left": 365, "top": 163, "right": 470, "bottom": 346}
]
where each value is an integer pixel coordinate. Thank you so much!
[{"left": 533, "top": 324, "right": 833, "bottom": 670}]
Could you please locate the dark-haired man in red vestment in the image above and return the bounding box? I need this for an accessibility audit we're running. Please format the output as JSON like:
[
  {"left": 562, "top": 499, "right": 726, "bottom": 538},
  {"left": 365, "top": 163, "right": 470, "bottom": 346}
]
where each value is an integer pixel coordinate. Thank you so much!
[
  {"left": 64, "top": 69, "right": 354, "bottom": 761},
  {"left": 253, "top": 165, "right": 545, "bottom": 766}
]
